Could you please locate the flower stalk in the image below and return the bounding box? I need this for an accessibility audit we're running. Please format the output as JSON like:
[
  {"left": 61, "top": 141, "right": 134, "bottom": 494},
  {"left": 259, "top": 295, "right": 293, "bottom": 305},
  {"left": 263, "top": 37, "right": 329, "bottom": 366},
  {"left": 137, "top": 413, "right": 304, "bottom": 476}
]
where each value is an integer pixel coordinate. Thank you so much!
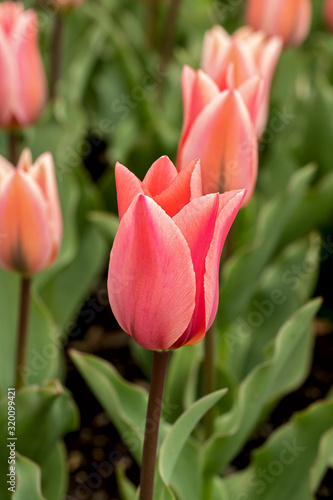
[{"left": 15, "top": 276, "right": 31, "bottom": 389}]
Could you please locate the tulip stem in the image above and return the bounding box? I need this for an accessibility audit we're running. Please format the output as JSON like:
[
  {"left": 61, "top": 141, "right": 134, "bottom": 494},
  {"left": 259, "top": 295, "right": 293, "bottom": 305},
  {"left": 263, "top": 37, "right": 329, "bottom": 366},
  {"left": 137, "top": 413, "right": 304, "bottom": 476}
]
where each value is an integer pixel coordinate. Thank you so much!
[
  {"left": 8, "top": 131, "right": 19, "bottom": 165},
  {"left": 140, "top": 350, "right": 170, "bottom": 500},
  {"left": 203, "top": 323, "right": 216, "bottom": 438},
  {"left": 160, "top": 0, "right": 182, "bottom": 77},
  {"left": 50, "top": 14, "right": 63, "bottom": 99},
  {"left": 15, "top": 276, "right": 31, "bottom": 390}
]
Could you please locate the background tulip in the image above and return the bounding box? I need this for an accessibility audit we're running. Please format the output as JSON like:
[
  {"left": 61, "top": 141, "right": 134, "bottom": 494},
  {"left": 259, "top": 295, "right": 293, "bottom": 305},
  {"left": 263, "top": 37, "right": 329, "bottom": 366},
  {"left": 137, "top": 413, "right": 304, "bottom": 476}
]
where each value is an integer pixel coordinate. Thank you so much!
[
  {"left": 177, "top": 67, "right": 257, "bottom": 206},
  {"left": 200, "top": 25, "right": 282, "bottom": 136},
  {"left": 245, "top": 0, "right": 312, "bottom": 47},
  {"left": 0, "top": 2, "right": 47, "bottom": 128},
  {"left": 108, "top": 185, "right": 245, "bottom": 351},
  {"left": 0, "top": 150, "right": 62, "bottom": 274},
  {"left": 324, "top": 0, "right": 333, "bottom": 32}
]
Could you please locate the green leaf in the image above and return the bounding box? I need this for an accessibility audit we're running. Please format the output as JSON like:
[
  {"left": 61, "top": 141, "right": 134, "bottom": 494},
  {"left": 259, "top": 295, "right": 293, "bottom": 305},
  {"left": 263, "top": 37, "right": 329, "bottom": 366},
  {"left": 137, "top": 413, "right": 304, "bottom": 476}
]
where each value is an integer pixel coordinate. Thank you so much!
[
  {"left": 160, "top": 389, "right": 227, "bottom": 486},
  {"left": 116, "top": 466, "right": 137, "bottom": 500},
  {"left": 223, "top": 397, "right": 333, "bottom": 500},
  {"left": 41, "top": 441, "right": 68, "bottom": 500},
  {"left": 13, "top": 454, "right": 46, "bottom": 500},
  {"left": 87, "top": 211, "right": 119, "bottom": 243},
  {"left": 203, "top": 299, "right": 322, "bottom": 475},
  {"left": 310, "top": 426, "right": 333, "bottom": 492}
]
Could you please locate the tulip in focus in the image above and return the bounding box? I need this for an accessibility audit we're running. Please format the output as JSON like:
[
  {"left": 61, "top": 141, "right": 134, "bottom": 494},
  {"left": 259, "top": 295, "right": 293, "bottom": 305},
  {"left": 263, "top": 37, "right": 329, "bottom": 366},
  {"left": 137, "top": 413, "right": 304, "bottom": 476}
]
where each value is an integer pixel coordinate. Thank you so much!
[
  {"left": 200, "top": 25, "right": 282, "bottom": 136},
  {"left": 246, "top": 0, "right": 312, "bottom": 47},
  {"left": 108, "top": 157, "right": 246, "bottom": 350},
  {"left": 0, "top": 150, "right": 62, "bottom": 274},
  {"left": 324, "top": 0, "right": 333, "bottom": 32},
  {"left": 0, "top": 2, "right": 47, "bottom": 128},
  {"left": 177, "top": 67, "right": 257, "bottom": 205}
]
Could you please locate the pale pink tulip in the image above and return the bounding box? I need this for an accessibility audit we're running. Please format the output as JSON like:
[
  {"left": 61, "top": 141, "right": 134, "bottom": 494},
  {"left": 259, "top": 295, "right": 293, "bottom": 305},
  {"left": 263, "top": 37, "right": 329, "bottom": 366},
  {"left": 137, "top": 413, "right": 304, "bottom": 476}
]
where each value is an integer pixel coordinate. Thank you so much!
[
  {"left": 0, "top": 2, "right": 47, "bottom": 128},
  {"left": 177, "top": 66, "right": 257, "bottom": 205},
  {"left": 108, "top": 158, "right": 245, "bottom": 350},
  {"left": 200, "top": 25, "right": 282, "bottom": 136},
  {"left": 0, "top": 150, "right": 62, "bottom": 274},
  {"left": 246, "top": 0, "right": 312, "bottom": 47},
  {"left": 324, "top": 0, "right": 333, "bottom": 32}
]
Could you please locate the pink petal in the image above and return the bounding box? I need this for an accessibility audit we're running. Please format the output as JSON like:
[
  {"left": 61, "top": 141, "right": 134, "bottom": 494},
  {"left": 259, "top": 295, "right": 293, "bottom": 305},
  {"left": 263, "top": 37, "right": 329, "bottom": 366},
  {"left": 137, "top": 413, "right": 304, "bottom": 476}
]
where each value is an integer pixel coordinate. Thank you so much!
[
  {"left": 12, "top": 9, "right": 47, "bottom": 125},
  {"left": 0, "top": 171, "right": 52, "bottom": 274},
  {"left": 154, "top": 159, "right": 202, "bottom": 217},
  {"left": 171, "top": 194, "right": 220, "bottom": 348},
  {"left": 142, "top": 156, "right": 177, "bottom": 196},
  {"left": 238, "top": 74, "right": 265, "bottom": 132},
  {"left": 108, "top": 195, "right": 196, "bottom": 350},
  {"left": 115, "top": 162, "right": 149, "bottom": 221},
  {"left": 30, "top": 152, "right": 63, "bottom": 263},
  {"left": 0, "top": 27, "right": 16, "bottom": 126},
  {"left": 179, "top": 89, "right": 257, "bottom": 206},
  {"left": 215, "top": 41, "right": 257, "bottom": 90},
  {"left": 201, "top": 25, "right": 231, "bottom": 81},
  {"left": 204, "top": 190, "right": 246, "bottom": 336},
  {"left": 0, "top": 155, "right": 13, "bottom": 184}
]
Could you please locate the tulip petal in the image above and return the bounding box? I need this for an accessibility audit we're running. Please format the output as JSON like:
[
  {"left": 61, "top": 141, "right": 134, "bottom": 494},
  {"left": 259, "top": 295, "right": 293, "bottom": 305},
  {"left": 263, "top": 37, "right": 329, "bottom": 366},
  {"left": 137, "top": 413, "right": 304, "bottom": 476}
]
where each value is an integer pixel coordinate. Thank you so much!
[
  {"left": 238, "top": 74, "right": 264, "bottom": 130},
  {"left": 115, "top": 162, "right": 149, "bottom": 221},
  {"left": 179, "top": 89, "right": 257, "bottom": 206},
  {"left": 0, "top": 27, "right": 16, "bottom": 126},
  {"left": 30, "top": 152, "right": 63, "bottom": 262},
  {"left": 154, "top": 159, "right": 202, "bottom": 217},
  {"left": 142, "top": 156, "right": 177, "bottom": 196},
  {"left": 171, "top": 194, "right": 220, "bottom": 347},
  {"left": 201, "top": 25, "right": 230, "bottom": 81},
  {"left": 12, "top": 9, "right": 47, "bottom": 125},
  {"left": 0, "top": 155, "right": 13, "bottom": 184},
  {"left": 0, "top": 171, "right": 52, "bottom": 274},
  {"left": 203, "top": 190, "right": 246, "bottom": 337},
  {"left": 108, "top": 195, "right": 196, "bottom": 350}
]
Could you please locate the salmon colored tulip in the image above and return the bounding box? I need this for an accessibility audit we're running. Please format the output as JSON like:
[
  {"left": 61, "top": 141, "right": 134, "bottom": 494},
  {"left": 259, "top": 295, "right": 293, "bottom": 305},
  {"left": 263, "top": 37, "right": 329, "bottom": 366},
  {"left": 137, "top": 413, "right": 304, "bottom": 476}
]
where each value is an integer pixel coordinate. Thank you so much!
[
  {"left": 0, "top": 149, "right": 62, "bottom": 274},
  {"left": 324, "top": 0, "right": 333, "bottom": 32},
  {"left": 246, "top": 0, "right": 312, "bottom": 47},
  {"left": 108, "top": 157, "right": 246, "bottom": 350},
  {"left": 0, "top": 2, "right": 47, "bottom": 128},
  {"left": 177, "top": 66, "right": 257, "bottom": 205},
  {"left": 200, "top": 25, "right": 282, "bottom": 136}
]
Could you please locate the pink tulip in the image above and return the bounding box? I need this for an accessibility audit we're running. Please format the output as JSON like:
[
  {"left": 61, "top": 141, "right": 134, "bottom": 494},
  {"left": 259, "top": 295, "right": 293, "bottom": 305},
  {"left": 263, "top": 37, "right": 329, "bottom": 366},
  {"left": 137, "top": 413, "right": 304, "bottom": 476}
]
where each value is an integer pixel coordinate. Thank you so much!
[
  {"left": 177, "top": 66, "right": 257, "bottom": 205},
  {"left": 200, "top": 25, "right": 282, "bottom": 136},
  {"left": 0, "top": 2, "right": 47, "bottom": 128},
  {"left": 0, "top": 149, "right": 62, "bottom": 274},
  {"left": 108, "top": 157, "right": 246, "bottom": 350},
  {"left": 324, "top": 0, "right": 333, "bottom": 32},
  {"left": 246, "top": 0, "right": 312, "bottom": 47}
]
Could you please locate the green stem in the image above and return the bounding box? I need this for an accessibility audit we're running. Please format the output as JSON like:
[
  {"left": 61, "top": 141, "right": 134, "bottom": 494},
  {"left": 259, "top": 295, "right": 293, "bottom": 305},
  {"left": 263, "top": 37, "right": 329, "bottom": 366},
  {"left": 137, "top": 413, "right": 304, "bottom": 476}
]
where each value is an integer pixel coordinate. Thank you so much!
[
  {"left": 140, "top": 350, "right": 171, "bottom": 500},
  {"left": 203, "top": 322, "right": 216, "bottom": 438},
  {"left": 15, "top": 277, "right": 31, "bottom": 390},
  {"left": 8, "top": 131, "right": 19, "bottom": 165},
  {"left": 146, "top": 0, "right": 162, "bottom": 49},
  {"left": 50, "top": 14, "right": 63, "bottom": 99}
]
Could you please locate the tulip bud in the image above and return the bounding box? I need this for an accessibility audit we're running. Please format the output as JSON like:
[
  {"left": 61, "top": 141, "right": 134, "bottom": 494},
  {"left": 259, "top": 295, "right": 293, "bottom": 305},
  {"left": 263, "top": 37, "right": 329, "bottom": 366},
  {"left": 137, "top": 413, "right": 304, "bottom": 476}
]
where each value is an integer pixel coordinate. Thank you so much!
[
  {"left": 0, "top": 149, "right": 62, "bottom": 275},
  {"left": 108, "top": 158, "right": 246, "bottom": 350},
  {"left": 0, "top": 2, "right": 47, "bottom": 129},
  {"left": 245, "top": 0, "right": 312, "bottom": 47},
  {"left": 177, "top": 66, "right": 257, "bottom": 206},
  {"left": 324, "top": 0, "right": 333, "bottom": 32}
]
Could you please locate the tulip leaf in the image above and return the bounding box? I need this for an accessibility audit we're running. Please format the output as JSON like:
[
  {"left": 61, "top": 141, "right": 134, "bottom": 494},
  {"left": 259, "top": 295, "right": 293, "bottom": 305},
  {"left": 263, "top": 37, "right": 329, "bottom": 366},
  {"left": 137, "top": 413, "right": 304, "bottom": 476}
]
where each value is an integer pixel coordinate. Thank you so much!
[
  {"left": 219, "top": 164, "right": 316, "bottom": 327},
  {"left": 40, "top": 441, "right": 67, "bottom": 500},
  {"left": 13, "top": 454, "right": 46, "bottom": 500},
  {"left": 159, "top": 388, "right": 228, "bottom": 486},
  {"left": 87, "top": 210, "right": 119, "bottom": 243},
  {"left": 203, "top": 299, "right": 321, "bottom": 475},
  {"left": 116, "top": 466, "right": 137, "bottom": 500},
  {"left": 223, "top": 397, "right": 333, "bottom": 500},
  {"left": 310, "top": 426, "right": 333, "bottom": 492}
]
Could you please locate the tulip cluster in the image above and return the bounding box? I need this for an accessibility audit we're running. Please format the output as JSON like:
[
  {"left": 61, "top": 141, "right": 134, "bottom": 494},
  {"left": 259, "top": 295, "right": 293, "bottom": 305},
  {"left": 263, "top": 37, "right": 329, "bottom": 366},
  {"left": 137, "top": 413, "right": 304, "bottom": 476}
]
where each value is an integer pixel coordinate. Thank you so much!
[
  {"left": 108, "top": 157, "right": 245, "bottom": 351},
  {"left": 0, "top": 150, "right": 62, "bottom": 275},
  {"left": 0, "top": 2, "right": 47, "bottom": 129}
]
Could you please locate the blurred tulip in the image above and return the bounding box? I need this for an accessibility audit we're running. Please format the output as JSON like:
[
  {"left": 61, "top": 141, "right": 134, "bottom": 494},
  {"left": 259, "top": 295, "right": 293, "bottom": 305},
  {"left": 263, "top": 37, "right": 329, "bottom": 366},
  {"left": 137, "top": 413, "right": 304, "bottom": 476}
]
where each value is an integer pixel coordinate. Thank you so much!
[
  {"left": 108, "top": 158, "right": 245, "bottom": 350},
  {"left": 0, "top": 2, "right": 47, "bottom": 128},
  {"left": 324, "top": 0, "right": 333, "bottom": 32},
  {"left": 0, "top": 149, "right": 62, "bottom": 274},
  {"left": 246, "top": 0, "right": 312, "bottom": 47},
  {"left": 200, "top": 25, "right": 282, "bottom": 136},
  {"left": 177, "top": 66, "right": 257, "bottom": 205}
]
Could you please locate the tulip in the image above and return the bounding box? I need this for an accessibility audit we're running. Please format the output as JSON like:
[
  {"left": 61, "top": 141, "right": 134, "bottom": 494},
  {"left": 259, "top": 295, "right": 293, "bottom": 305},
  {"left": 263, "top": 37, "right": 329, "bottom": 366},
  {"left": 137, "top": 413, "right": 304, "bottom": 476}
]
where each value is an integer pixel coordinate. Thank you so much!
[
  {"left": 324, "top": 0, "right": 333, "bottom": 32},
  {"left": 0, "top": 2, "right": 47, "bottom": 128},
  {"left": 108, "top": 157, "right": 246, "bottom": 351},
  {"left": 245, "top": 0, "right": 312, "bottom": 47},
  {"left": 177, "top": 66, "right": 257, "bottom": 205},
  {"left": 200, "top": 25, "right": 282, "bottom": 136},
  {"left": 0, "top": 149, "right": 62, "bottom": 274}
]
